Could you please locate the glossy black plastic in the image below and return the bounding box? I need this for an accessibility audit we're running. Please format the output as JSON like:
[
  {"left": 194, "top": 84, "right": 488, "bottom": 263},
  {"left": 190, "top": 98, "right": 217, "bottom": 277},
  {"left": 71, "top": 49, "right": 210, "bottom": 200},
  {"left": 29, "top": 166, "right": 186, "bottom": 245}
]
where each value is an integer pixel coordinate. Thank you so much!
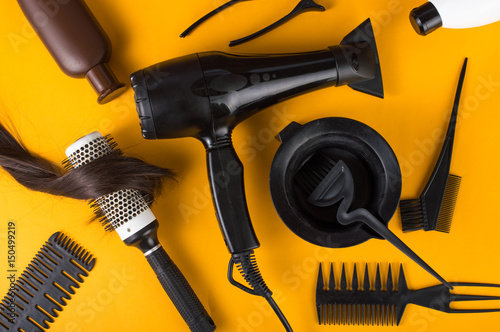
[
  {"left": 410, "top": 2, "right": 443, "bottom": 36},
  {"left": 269, "top": 118, "right": 402, "bottom": 248},
  {"left": 131, "top": 18, "right": 383, "bottom": 254}
]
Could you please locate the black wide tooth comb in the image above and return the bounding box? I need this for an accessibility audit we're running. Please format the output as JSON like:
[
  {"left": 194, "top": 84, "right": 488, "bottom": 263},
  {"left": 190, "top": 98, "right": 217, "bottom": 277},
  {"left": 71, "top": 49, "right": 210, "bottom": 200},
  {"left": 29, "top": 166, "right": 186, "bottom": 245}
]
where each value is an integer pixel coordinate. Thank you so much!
[
  {"left": 400, "top": 58, "right": 467, "bottom": 233},
  {"left": 316, "top": 263, "right": 500, "bottom": 326},
  {"left": 295, "top": 153, "right": 452, "bottom": 289},
  {"left": 0, "top": 232, "right": 95, "bottom": 331}
]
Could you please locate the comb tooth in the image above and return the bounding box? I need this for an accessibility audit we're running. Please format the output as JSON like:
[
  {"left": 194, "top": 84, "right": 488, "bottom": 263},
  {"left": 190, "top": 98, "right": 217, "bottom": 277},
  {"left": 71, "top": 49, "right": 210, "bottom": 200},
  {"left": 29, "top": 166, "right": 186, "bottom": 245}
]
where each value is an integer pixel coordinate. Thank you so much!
[
  {"left": 357, "top": 304, "right": 361, "bottom": 326},
  {"left": 363, "top": 264, "right": 370, "bottom": 291},
  {"left": 398, "top": 264, "right": 408, "bottom": 292},
  {"left": 376, "top": 304, "right": 380, "bottom": 326},
  {"left": 375, "top": 264, "right": 381, "bottom": 292},
  {"left": 387, "top": 264, "right": 393, "bottom": 292},
  {"left": 392, "top": 305, "right": 395, "bottom": 326},
  {"left": 342, "top": 304, "right": 346, "bottom": 326},
  {"left": 396, "top": 305, "right": 404, "bottom": 326},
  {"left": 385, "top": 305, "right": 389, "bottom": 326},
  {"left": 329, "top": 263, "right": 335, "bottom": 291},
  {"left": 316, "top": 264, "right": 323, "bottom": 324},
  {"left": 347, "top": 304, "right": 350, "bottom": 325},
  {"left": 436, "top": 175, "right": 461, "bottom": 233},
  {"left": 352, "top": 264, "right": 358, "bottom": 292},
  {"left": 340, "top": 264, "right": 347, "bottom": 291}
]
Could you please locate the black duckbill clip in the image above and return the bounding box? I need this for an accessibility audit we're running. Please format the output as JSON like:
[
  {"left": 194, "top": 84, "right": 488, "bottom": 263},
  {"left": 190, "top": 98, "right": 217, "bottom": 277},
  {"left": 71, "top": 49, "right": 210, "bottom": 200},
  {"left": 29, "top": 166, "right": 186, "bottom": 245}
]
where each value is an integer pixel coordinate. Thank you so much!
[
  {"left": 181, "top": 0, "right": 250, "bottom": 38},
  {"left": 229, "top": 0, "right": 325, "bottom": 47}
]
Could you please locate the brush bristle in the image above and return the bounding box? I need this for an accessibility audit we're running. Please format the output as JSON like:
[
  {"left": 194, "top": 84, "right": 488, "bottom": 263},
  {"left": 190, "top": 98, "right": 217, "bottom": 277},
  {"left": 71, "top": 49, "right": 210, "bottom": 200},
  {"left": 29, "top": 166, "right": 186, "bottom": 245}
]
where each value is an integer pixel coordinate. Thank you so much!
[
  {"left": 295, "top": 153, "right": 336, "bottom": 195},
  {"left": 435, "top": 174, "right": 461, "bottom": 233},
  {"left": 400, "top": 174, "right": 461, "bottom": 233},
  {"left": 399, "top": 199, "right": 426, "bottom": 232}
]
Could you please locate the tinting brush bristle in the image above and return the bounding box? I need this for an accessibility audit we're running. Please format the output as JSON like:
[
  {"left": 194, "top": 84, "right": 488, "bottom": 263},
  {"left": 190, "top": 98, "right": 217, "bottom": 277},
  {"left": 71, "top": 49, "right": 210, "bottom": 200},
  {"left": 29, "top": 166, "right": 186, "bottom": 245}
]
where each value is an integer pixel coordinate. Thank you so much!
[
  {"left": 400, "top": 175, "right": 461, "bottom": 233},
  {"left": 0, "top": 232, "right": 95, "bottom": 331}
]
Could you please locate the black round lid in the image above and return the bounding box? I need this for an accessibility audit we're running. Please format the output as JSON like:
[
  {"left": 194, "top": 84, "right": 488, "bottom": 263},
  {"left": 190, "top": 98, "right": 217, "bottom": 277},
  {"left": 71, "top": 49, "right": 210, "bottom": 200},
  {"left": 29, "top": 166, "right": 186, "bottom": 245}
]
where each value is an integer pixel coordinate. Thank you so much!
[
  {"left": 269, "top": 118, "right": 402, "bottom": 248},
  {"left": 410, "top": 2, "right": 443, "bottom": 36}
]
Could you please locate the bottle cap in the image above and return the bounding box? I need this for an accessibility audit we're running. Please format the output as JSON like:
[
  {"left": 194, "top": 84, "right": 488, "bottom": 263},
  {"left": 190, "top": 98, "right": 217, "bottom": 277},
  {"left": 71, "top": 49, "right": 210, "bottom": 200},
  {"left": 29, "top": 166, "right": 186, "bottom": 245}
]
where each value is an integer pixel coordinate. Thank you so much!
[
  {"left": 86, "top": 63, "right": 126, "bottom": 104},
  {"left": 410, "top": 2, "right": 443, "bottom": 36}
]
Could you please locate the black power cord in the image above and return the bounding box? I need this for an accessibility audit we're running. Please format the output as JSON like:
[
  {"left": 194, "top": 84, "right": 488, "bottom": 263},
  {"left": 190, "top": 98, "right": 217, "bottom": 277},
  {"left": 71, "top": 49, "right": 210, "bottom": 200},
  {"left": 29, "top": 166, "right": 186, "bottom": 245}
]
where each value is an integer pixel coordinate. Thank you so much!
[{"left": 228, "top": 250, "right": 293, "bottom": 332}]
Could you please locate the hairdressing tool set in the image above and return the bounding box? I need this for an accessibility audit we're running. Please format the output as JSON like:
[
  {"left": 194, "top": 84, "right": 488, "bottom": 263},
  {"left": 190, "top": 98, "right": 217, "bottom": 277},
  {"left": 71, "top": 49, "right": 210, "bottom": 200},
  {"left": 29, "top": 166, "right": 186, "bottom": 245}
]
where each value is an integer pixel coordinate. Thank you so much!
[
  {"left": 64, "top": 132, "right": 215, "bottom": 332},
  {"left": 316, "top": 263, "right": 500, "bottom": 326},
  {"left": 410, "top": 0, "right": 500, "bottom": 36},
  {"left": 6, "top": 0, "right": 500, "bottom": 330},
  {"left": 131, "top": 18, "right": 383, "bottom": 331},
  {"left": 0, "top": 232, "right": 95, "bottom": 331},
  {"left": 400, "top": 59, "right": 467, "bottom": 233}
]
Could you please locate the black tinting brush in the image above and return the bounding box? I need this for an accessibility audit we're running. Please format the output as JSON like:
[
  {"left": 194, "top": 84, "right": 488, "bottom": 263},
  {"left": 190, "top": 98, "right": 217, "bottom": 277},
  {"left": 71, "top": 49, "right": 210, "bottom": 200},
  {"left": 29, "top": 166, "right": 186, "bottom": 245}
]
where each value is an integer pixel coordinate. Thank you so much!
[
  {"left": 64, "top": 132, "right": 215, "bottom": 332},
  {"left": 295, "top": 154, "right": 452, "bottom": 289},
  {"left": 400, "top": 58, "right": 467, "bottom": 233},
  {"left": 316, "top": 263, "right": 500, "bottom": 326},
  {"left": 0, "top": 232, "right": 95, "bottom": 331}
]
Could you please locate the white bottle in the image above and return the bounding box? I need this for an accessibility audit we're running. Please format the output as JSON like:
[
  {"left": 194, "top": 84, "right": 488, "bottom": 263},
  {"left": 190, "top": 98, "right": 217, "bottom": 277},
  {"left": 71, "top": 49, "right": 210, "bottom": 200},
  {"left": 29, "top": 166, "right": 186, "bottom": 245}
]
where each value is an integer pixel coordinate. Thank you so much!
[{"left": 410, "top": 0, "right": 500, "bottom": 35}]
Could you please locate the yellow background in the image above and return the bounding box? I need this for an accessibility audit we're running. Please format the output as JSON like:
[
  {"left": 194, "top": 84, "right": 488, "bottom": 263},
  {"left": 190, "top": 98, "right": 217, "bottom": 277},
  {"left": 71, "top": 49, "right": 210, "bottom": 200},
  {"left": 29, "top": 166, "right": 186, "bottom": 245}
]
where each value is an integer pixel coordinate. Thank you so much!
[{"left": 1, "top": 0, "right": 500, "bottom": 331}]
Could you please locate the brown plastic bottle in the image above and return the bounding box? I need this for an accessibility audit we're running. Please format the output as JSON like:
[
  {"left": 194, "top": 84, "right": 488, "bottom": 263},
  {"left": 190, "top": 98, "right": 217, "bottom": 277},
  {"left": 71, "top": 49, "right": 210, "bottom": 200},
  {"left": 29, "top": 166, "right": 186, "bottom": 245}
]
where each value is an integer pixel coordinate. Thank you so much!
[{"left": 17, "top": 0, "right": 126, "bottom": 104}]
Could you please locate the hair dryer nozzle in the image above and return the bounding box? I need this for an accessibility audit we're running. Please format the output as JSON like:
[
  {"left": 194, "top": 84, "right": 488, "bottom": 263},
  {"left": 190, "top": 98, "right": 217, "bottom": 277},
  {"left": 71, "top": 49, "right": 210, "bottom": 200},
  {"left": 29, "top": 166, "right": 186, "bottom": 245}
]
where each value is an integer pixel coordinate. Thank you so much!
[{"left": 336, "top": 19, "right": 384, "bottom": 98}]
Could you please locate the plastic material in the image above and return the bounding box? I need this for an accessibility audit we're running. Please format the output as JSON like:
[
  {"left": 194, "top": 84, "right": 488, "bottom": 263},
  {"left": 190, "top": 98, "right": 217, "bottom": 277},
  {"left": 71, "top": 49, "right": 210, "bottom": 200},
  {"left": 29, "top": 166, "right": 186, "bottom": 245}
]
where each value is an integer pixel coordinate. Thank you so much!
[
  {"left": 146, "top": 245, "right": 216, "bottom": 332},
  {"left": 65, "top": 133, "right": 215, "bottom": 332},
  {"left": 291, "top": 148, "right": 451, "bottom": 289},
  {"left": 316, "top": 263, "right": 500, "bottom": 326},
  {"left": 180, "top": 0, "right": 250, "bottom": 38},
  {"left": 0, "top": 232, "right": 95, "bottom": 331},
  {"left": 270, "top": 118, "right": 401, "bottom": 248},
  {"left": 410, "top": 0, "right": 500, "bottom": 35},
  {"left": 229, "top": 0, "right": 325, "bottom": 47},
  {"left": 400, "top": 58, "right": 466, "bottom": 233},
  {"left": 17, "top": 0, "right": 126, "bottom": 104},
  {"left": 131, "top": 20, "right": 382, "bottom": 331}
]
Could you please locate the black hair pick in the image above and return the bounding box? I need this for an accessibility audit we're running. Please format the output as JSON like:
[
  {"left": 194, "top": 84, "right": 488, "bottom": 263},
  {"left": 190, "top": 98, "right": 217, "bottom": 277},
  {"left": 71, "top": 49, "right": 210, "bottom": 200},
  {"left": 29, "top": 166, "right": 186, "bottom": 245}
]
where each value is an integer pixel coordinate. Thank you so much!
[
  {"left": 0, "top": 232, "right": 95, "bottom": 331},
  {"left": 229, "top": 0, "right": 325, "bottom": 47}
]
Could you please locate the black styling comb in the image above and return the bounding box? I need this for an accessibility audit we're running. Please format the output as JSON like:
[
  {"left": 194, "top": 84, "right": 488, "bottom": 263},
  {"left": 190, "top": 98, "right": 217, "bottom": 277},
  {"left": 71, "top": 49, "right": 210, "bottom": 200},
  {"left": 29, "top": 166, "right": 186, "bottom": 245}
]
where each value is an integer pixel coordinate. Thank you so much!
[
  {"left": 0, "top": 232, "right": 95, "bottom": 331},
  {"left": 295, "top": 154, "right": 452, "bottom": 289},
  {"left": 400, "top": 58, "right": 467, "bottom": 233},
  {"left": 64, "top": 132, "right": 215, "bottom": 332},
  {"left": 229, "top": 0, "right": 325, "bottom": 47},
  {"left": 180, "top": 0, "right": 250, "bottom": 38},
  {"left": 316, "top": 263, "right": 500, "bottom": 326}
]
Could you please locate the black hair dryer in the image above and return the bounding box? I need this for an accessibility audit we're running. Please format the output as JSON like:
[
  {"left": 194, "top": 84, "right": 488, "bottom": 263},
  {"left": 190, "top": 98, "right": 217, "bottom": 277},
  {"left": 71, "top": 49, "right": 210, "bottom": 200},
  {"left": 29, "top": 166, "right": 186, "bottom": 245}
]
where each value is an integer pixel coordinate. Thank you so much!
[{"left": 131, "top": 18, "right": 383, "bottom": 331}]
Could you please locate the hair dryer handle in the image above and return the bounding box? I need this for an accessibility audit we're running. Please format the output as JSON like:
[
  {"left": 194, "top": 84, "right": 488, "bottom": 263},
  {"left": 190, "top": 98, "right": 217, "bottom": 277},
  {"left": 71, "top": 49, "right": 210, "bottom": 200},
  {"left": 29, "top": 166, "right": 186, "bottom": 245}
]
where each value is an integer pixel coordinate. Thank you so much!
[
  {"left": 207, "top": 142, "right": 260, "bottom": 254},
  {"left": 146, "top": 246, "right": 216, "bottom": 332}
]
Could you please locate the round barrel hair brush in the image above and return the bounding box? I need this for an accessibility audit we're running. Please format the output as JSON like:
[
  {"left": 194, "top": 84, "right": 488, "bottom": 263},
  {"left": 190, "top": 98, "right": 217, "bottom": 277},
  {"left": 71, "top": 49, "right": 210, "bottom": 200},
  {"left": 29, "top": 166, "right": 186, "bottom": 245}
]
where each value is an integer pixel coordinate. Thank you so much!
[{"left": 64, "top": 132, "right": 216, "bottom": 332}]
